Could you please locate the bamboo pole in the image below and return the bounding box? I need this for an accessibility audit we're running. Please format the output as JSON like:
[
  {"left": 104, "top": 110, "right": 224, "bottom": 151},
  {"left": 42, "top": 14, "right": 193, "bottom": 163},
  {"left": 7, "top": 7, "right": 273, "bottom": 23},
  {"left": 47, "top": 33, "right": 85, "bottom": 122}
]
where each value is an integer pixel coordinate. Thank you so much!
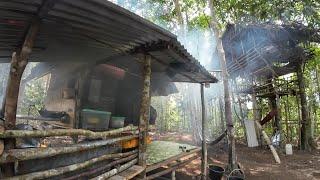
[
  {"left": 64, "top": 154, "right": 137, "bottom": 180},
  {"left": 0, "top": 125, "right": 138, "bottom": 138},
  {"left": 138, "top": 54, "right": 151, "bottom": 178},
  {"left": 254, "top": 121, "right": 281, "bottom": 164},
  {"left": 200, "top": 83, "right": 207, "bottom": 180},
  {"left": 0, "top": 135, "right": 138, "bottom": 163},
  {"left": 5, "top": 151, "right": 137, "bottom": 180},
  {"left": 90, "top": 159, "right": 138, "bottom": 180}
]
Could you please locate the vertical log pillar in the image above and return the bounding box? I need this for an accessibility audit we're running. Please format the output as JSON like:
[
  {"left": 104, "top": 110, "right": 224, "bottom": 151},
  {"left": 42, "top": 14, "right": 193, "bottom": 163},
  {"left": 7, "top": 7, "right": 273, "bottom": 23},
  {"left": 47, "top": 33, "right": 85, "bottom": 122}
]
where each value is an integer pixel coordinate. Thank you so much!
[
  {"left": 200, "top": 83, "right": 207, "bottom": 180},
  {"left": 2, "top": 19, "right": 40, "bottom": 177},
  {"left": 4, "top": 20, "right": 39, "bottom": 130},
  {"left": 138, "top": 54, "right": 151, "bottom": 177},
  {"left": 252, "top": 82, "right": 262, "bottom": 146},
  {"left": 296, "top": 64, "right": 312, "bottom": 150}
]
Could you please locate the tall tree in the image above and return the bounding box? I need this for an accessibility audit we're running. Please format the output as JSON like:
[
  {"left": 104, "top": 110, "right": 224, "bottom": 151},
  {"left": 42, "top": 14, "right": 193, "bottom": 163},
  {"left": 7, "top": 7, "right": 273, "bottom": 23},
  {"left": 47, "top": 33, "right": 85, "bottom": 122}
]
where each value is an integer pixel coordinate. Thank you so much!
[{"left": 208, "top": 0, "right": 236, "bottom": 171}]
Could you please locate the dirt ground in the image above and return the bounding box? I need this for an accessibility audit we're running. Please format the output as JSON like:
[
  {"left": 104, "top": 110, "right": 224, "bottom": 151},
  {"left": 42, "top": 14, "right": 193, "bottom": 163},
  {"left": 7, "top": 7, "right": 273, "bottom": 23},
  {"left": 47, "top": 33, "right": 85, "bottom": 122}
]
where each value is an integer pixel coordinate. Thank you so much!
[{"left": 156, "top": 132, "right": 320, "bottom": 180}]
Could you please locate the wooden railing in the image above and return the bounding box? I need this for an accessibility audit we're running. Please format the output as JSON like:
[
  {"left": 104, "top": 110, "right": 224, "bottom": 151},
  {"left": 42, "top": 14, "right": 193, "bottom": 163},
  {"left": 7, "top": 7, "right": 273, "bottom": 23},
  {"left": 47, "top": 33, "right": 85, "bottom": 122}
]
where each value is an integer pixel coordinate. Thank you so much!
[{"left": 0, "top": 125, "right": 140, "bottom": 179}]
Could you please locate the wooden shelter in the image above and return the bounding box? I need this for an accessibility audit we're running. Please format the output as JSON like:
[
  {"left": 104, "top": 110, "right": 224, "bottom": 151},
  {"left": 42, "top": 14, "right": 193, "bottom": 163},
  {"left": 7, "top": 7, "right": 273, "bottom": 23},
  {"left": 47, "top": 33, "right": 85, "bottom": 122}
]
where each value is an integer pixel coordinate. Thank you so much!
[
  {"left": 222, "top": 23, "right": 320, "bottom": 151},
  {"left": 0, "top": 0, "right": 217, "bottom": 179}
]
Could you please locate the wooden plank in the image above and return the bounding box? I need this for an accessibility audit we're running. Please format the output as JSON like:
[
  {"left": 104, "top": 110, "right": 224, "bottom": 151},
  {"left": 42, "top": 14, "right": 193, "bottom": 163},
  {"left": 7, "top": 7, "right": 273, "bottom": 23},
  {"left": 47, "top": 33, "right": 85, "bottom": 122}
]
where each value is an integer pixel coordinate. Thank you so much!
[
  {"left": 146, "top": 155, "right": 198, "bottom": 180},
  {"left": 244, "top": 120, "right": 259, "bottom": 147},
  {"left": 146, "top": 148, "right": 200, "bottom": 172},
  {"left": 109, "top": 165, "right": 144, "bottom": 180}
]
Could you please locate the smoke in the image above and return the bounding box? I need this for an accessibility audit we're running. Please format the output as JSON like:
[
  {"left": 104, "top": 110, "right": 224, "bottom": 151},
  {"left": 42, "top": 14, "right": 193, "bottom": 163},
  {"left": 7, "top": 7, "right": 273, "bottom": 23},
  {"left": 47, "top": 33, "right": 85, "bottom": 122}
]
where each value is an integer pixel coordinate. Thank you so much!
[{"left": 0, "top": 63, "right": 10, "bottom": 107}]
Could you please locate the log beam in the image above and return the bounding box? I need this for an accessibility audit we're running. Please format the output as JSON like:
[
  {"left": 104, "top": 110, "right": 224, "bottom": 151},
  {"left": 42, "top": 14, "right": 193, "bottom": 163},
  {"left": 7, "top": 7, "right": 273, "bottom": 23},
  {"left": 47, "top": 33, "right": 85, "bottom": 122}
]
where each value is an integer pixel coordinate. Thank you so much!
[
  {"left": 2, "top": 0, "right": 57, "bottom": 176},
  {"left": 200, "top": 83, "right": 207, "bottom": 180},
  {"left": 90, "top": 159, "right": 138, "bottom": 180},
  {"left": 6, "top": 151, "right": 137, "bottom": 180},
  {"left": 138, "top": 54, "right": 151, "bottom": 177},
  {"left": 0, "top": 135, "right": 138, "bottom": 163},
  {"left": 0, "top": 125, "right": 137, "bottom": 138}
]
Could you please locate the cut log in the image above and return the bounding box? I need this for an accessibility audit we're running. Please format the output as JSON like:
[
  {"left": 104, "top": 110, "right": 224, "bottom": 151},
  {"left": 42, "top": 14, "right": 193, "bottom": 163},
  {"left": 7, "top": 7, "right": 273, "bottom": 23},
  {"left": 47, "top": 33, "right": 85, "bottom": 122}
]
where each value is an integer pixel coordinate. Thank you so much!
[
  {"left": 90, "top": 159, "right": 138, "bottom": 180},
  {"left": 64, "top": 154, "right": 137, "bottom": 180},
  {"left": 0, "top": 125, "right": 138, "bottom": 138},
  {"left": 254, "top": 121, "right": 281, "bottom": 164},
  {"left": 5, "top": 151, "right": 137, "bottom": 180},
  {"left": 0, "top": 135, "right": 138, "bottom": 163}
]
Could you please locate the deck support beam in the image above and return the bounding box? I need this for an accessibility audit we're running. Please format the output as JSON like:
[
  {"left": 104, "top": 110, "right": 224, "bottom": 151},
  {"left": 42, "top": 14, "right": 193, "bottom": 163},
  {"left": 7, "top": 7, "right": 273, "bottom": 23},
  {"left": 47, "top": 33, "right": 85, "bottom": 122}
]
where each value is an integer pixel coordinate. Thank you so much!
[
  {"left": 138, "top": 54, "right": 151, "bottom": 178},
  {"left": 201, "top": 83, "right": 207, "bottom": 180}
]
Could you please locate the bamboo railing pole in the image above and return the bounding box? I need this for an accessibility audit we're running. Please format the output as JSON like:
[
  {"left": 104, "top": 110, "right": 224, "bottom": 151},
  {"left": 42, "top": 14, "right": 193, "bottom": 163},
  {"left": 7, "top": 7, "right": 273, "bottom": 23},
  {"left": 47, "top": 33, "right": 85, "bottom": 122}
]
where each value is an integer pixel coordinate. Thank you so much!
[
  {"left": 5, "top": 150, "right": 137, "bottom": 180},
  {"left": 254, "top": 121, "right": 281, "bottom": 164},
  {"left": 0, "top": 125, "right": 138, "bottom": 138},
  {"left": 90, "top": 159, "right": 138, "bottom": 180},
  {"left": 0, "top": 135, "right": 138, "bottom": 163},
  {"left": 64, "top": 154, "right": 138, "bottom": 180}
]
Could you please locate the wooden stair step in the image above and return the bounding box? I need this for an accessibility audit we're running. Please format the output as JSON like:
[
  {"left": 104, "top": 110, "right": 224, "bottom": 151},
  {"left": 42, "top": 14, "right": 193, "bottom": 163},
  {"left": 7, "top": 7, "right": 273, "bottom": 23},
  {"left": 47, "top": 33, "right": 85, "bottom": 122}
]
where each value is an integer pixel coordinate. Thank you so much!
[{"left": 109, "top": 165, "right": 144, "bottom": 180}]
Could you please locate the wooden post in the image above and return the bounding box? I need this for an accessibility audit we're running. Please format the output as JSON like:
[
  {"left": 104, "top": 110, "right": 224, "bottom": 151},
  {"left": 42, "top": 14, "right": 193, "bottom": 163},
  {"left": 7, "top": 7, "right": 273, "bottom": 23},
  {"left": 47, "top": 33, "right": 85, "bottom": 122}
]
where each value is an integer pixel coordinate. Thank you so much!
[
  {"left": 138, "top": 54, "right": 151, "bottom": 177},
  {"left": 171, "top": 170, "right": 176, "bottom": 180},
  {"left": 252, "top": 80, "right": 262, "bottom": 146},
  {"left": 267, "top": 79, "right": 281, "bottom": 137},
  {"left": 200, "top": 83, "right": 207, "bottom": 180},
  {"left": 2, "top": 19, "right": 40, "bottom": 177},
  {"left": 296, "top": 64, "right": 313, "bottom": 150}
]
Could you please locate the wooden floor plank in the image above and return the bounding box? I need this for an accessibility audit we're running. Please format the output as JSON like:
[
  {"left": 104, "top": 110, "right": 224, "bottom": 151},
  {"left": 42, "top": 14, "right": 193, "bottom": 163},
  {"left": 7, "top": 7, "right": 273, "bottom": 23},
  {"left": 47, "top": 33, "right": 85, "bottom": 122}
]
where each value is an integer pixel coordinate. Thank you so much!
[{"left": 109, "top": 165, "right": 144, "bottom": 180}]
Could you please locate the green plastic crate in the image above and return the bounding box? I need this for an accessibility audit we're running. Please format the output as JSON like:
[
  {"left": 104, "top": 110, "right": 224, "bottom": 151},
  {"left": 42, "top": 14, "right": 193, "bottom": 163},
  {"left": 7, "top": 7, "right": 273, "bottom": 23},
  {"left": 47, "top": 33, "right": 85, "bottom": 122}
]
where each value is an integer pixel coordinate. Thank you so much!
[
  {"left": 81, "top": 109, "right": 111, "bottom": 131},
  {"left": 110, "top": 116, "right": 125, "bottom": 129}
]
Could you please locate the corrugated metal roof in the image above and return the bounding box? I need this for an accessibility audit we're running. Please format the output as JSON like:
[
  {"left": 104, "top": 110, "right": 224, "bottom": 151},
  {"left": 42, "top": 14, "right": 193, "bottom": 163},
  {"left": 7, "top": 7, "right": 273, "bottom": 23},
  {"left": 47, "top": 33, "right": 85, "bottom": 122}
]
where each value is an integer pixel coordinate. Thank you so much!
[{"left": 0, "top": 0, "right": 217, "bottom": 83}]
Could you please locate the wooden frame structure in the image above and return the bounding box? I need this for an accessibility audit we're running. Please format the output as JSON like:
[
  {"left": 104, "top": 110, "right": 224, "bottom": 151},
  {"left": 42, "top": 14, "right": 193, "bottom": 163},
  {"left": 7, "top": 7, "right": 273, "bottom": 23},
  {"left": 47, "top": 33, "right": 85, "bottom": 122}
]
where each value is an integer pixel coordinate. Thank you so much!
[
  {"left": 0, "top": 0, "right": 217, "bottom": 179},
  {"left": 222, "top": 23, "right": 320, "bottom": 152}
]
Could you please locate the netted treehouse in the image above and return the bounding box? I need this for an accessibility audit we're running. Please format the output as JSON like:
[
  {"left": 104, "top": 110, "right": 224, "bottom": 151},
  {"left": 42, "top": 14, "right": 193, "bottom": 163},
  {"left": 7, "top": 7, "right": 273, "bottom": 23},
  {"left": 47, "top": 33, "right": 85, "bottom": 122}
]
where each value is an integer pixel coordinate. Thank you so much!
[
  {"left": 222, "top": 23, "right": 320, "bottom": 152},
  {"left": 0, "top": 0, "right": 217, "bottom": 179}
]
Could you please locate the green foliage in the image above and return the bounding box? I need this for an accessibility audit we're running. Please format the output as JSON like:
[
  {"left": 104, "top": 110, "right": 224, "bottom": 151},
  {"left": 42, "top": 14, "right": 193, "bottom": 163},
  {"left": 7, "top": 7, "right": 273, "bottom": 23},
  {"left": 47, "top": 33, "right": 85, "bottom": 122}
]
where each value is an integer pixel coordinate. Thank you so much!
[
  {"left": 19, "top": 77, "right": 47, "bottom": 116},
  {"left": 210, "top": 0, "right": 320, "bottom": 28},
  {"left": 188, "top": 14, "right": 211, "bottom": 29}
]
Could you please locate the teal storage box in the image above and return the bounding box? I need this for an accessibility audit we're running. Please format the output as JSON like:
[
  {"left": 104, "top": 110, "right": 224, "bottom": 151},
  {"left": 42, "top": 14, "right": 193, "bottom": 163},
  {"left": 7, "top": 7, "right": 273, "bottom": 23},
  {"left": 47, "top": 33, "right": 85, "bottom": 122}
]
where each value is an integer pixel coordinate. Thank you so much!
[
  {"left": 81, "top": 109, "right": 111, "bottom": 131},
  {"left": 110, "top": 116, "right": 125, "bottom": 129}
]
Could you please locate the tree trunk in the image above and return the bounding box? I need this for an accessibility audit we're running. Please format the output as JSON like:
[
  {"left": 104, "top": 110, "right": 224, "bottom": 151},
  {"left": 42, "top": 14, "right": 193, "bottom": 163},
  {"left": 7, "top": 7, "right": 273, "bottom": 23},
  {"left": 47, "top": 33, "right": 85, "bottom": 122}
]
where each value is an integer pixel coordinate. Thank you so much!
[
  {"left": 208, "top": 0, "right": 236, "bottom": 170},
  {"left": 296, "top": 64, "right": 313, "bottom": 150}
]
